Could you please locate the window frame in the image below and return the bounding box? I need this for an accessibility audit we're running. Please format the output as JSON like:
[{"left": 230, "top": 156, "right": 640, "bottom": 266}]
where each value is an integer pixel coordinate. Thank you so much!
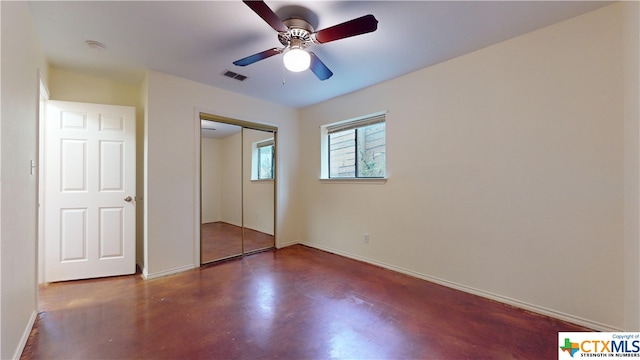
[
  {"left": 255, "top": 138, "right": 275, "bottom": 181},
  {"left": 320, "top": 111, "right": 387, "bottom": 182}
]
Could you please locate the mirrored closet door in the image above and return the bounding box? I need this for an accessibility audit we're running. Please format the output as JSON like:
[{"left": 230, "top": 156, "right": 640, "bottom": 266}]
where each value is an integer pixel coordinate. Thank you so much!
[
  {"left": 200, "top": 115, "right": 276, "bottom": 264},
  {"left": 242, "top": 128, "right": 275, "bottom": 254},
  {"left": 201, "top": 121, "right": 243, "bottom": 263}
]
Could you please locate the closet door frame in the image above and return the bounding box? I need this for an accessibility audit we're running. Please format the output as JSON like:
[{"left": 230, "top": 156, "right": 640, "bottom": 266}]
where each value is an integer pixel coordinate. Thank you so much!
[{"left": 197, "top": 111, "right": 277, "bottom": 265}]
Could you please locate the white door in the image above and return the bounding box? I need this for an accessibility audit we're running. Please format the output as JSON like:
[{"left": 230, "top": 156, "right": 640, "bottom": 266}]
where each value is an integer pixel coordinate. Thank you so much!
[{"left": 44, "top": 101, "right": 136, "bottom": 282}]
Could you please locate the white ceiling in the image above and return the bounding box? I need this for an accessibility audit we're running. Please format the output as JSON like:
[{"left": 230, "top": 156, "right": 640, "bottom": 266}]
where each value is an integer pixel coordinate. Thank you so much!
[
  {"left": 201, "top": 120, "right": 242, "bottom": 139},
  {"left": 27, "top": 1, "right": 612, "bottom": 109}
]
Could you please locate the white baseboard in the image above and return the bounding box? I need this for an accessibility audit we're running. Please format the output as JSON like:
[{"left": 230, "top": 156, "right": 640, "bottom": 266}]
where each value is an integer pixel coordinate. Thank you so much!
[
  {"left": 300, "top": 241, "right": 622, "bottom": 332},
  {"left": 136, "top": 260, "right": 145, "bottom": 278},
  {"left": 142, "top": 264, "right": 195, "bottom": 280},
  {"left": 276, "top": 240, "right": 299, "bottom": 249},
  {"left": 14, "top": 310, "right": 37, "bottom": 360}
]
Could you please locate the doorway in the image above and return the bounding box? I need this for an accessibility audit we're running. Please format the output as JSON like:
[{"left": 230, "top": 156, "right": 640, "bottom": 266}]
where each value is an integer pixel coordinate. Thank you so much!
[{"left": 199, "top": 113, "right": 276, "bottom": 264}]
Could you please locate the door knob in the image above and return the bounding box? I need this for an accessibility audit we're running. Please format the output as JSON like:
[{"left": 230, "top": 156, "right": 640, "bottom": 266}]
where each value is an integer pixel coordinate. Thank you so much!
[{"left": 124, "top": 196, "right": 133, "bottom": 202}]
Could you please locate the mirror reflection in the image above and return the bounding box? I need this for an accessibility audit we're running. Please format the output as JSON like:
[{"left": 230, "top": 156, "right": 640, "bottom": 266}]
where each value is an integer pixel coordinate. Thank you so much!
[
  {"left": 243, "top": 128, "right": 275, "bottom": 253},
  {"left": 201, "top": 121, "right": 243, "bottom": 263},
  {"left": 200, "top": 120, "right": 276, "bottom": 264}
]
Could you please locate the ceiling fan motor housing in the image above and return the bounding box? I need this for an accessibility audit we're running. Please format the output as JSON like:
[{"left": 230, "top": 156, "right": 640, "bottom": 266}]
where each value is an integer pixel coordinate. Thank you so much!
[{"left": 278, "top": 18, "right": 314, "bottom": 49}]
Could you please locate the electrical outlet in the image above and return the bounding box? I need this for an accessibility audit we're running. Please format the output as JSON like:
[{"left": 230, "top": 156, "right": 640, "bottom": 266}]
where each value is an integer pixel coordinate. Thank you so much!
[{"left": 364, "top": 234, "right": 369, "bottom": 243}]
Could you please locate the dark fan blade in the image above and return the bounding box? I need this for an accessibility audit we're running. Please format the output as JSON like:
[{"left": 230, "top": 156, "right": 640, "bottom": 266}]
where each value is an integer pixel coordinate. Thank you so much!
[
  {"left": 242, "top": 0, "right": 288, "bottom": 33},
  {"left": 233, "top": 48, "right": 282, "bottom": 66},
  {"left": 309, "top": 52, "right": 333, "bottom": 80},
  {"left": 314, "top": 14, "right": 378, "bottom": 44}
]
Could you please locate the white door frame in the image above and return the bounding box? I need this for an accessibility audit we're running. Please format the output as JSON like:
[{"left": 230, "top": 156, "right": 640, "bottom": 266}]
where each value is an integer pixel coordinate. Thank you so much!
[{"left": 37, "top": 77, "right": 49, "bottom": 284}]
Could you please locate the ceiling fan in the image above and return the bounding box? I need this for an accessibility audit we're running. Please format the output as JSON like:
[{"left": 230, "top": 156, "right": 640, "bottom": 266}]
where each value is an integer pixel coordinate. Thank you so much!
[{"left": 233, "top": 0, "right": 378, "bottom": 80}]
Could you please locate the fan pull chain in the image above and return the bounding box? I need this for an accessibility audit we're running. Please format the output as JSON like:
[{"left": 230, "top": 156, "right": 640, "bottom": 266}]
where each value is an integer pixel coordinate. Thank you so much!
[{"left": 281, "top": 59, "right": 286, "bottom": 86}]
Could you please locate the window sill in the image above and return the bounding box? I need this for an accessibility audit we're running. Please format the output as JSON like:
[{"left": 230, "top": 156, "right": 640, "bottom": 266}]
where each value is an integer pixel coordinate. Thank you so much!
[
  {"left": 251, "top": 179, "right": 274, "bottom": 182},
  {"left": 319, "top": 178, "right": 387, "bottom": 184}
]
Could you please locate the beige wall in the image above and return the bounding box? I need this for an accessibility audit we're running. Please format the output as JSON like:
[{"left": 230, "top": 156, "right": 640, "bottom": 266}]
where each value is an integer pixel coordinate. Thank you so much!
[
  {"left": 0, "top": 2, "right": 47, "bottom": 358},
  {"left": 48, "top": 68, "right": 140, "bottom": 106},
  {"left": 623, "top": 1, "right": 640, "bottom": 332},
  {"left": 221, "top": 132, "right": 242, "bottom": 227},
  {"left": 299, "top": 4, "right": 629, "bottom": 330},
  {"left": 243, "top": 128, "right": 275, "bottom": 235},
  {"left": 201, "top": 137, "right": 223, "bottom": 223},
  {"left": 144, "top": 70, "right": 300, "bottom": 278},
  {"left": 201, "top": 129, "right": 275, "bottom": 234}
]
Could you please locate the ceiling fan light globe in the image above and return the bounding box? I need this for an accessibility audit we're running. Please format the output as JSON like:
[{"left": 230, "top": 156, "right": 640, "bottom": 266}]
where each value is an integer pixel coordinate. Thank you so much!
[{"left": 283, "top": 48, "right": 311, "bottom": 72}]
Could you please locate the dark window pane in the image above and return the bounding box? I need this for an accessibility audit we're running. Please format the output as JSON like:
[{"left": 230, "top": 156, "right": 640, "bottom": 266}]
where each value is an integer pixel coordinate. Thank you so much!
[
  {"left": 328, "top": 122, "right": 385, "bottom": 178},
  {"left": 329, "top": 129, "right": 355, "bottom": 177},
  {"left": 356, "top": 123, "right": 386, "bottom": 178}
]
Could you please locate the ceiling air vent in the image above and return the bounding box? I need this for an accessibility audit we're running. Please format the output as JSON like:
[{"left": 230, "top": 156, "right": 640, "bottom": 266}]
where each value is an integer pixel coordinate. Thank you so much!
[{"left": 222, "top": 70, "right": 248, "bottom": 81}]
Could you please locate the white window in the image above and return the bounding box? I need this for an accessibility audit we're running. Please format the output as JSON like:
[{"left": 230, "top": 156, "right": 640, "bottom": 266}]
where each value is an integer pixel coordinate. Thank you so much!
[
  {"left": 322, "top": 112, "right": 386, "bottom": 179},
  {"left": 253, "top": 138, "right": 274, "bottom": 180}
]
